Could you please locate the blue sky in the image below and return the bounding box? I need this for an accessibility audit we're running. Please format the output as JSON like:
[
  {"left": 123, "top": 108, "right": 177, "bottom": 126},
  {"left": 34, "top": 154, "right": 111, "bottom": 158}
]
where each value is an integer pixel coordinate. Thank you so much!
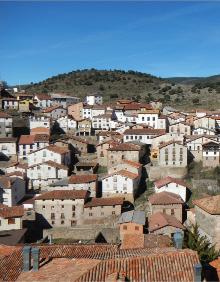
[{"left": 1, "top": 1, "right": 220, "bottom": 85}]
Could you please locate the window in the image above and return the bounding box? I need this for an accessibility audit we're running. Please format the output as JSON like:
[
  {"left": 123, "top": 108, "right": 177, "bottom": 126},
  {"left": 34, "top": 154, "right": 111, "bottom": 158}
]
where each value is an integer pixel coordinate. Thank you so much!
[
  {"left": 163, "top": 209, "right": 166, "bottom": 214},
  {"left": 89, "top": 213, "right": 93, "bottom": 216},
  {"left": 101, "top": 212, "right": 104, "bottom": 216},
  {"left": 61, "top": 213, "right": 65, "bottom": 219},
  {"left": 72, "top": 212, "right": 75, "bottom": 217},
  {"left": 135, "top": 226, "right": 139, "bottom": 231},
  {"left": 8, "top": 218, "right": 15, "bottom": 224},
  {"left": 72, "top": 205, "right": 75, "bottom": 211},
  {"left": 112, "top": 211, "right": 115, "bottom": 215},
  {"left": 62, "top": 205, "right": 64, "bottom": 209},
  {"left": 61, "top": 220, "right": 65, "bottom": 225},
  {"left": 171, "top": 209, "right": 175, "bottom": 215},
  {"left": 51, "top": 206, "right": 54, "bottom": 210},
  {"left": 43, "top": 205, "right": 45, "bottom": 209},
  {"left": 123, "top": 225, "right": 127, "bottom": 230},
  {"left": 51, "top": 220, "right": 55, "bottom": 225},
  {"left": 51, "top": 213, "right": 55, "bottom": 219}
]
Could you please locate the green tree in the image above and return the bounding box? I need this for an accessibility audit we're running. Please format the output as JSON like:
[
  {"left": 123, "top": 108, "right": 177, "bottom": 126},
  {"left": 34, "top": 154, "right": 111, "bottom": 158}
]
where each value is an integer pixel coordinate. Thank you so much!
[{"left": 185, "top": 224, "right": 218, "bottom": 264}]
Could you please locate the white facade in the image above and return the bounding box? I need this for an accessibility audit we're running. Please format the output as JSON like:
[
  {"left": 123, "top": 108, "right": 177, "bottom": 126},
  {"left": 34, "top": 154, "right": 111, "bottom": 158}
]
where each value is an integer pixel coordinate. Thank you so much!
[
  {"left": 82, "top": 107, "right": 92, "bottom": 119},
  {"left": 136, "top": 112, "right": 159, "bottom": 128},
  {"left": 34, "top": 95, "right": 53, "bottom": 108},
  {"left": 19, "top": 140, "right": 49, "bottom": 160},
  {"left": 0, "top": 140, "right": 16, "bottom": 157},
  {"left": 154, "top": 182, "right": 187, "bottom": 202},
  {"left": 29, "top": 116, "right": 51, "bottom": 129},
  {"left": 2, "top": 99, "right": 19, "bottom": 110},
  {"left": 27, "top": 162, "right": 68, "bottom": 189},
  {"left": 0, "top": 216, "right": 22, "bottom": 231},
  {"left": 57, "top": 116, "right": 77, "bottom": 133},
  {"left": 85, "top": 95, "right": 103, "bottom": 105},
  {"left": 0, "top": 178, "right": 26, "bottom": 207},
  {"left": 192, "top": 127, "right": 215, "bottom": 136},
  {"left": 28, "top": 147, "right": 71, "bottom": 167}
]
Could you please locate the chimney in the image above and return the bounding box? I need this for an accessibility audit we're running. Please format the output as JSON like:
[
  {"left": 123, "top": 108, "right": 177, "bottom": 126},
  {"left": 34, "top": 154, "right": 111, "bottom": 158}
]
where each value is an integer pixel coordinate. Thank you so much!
[
  {"left": 194, "top": 263, "right": 202, "bottom": 282},
  {"left": 173, "top": 230, "right": 183, "bottom": 249},
  {"left": 31, "top": 247, "right": 40, "bottom": 272},
  {"left": 22, "top": 246, "right": 31, "bottom": 272}
]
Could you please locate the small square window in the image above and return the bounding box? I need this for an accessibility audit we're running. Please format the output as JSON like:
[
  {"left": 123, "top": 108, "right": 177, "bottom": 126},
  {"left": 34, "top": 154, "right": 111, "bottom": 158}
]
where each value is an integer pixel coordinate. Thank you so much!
[{"left": 123, "top": 225, "right": 127, "bottom": 230}]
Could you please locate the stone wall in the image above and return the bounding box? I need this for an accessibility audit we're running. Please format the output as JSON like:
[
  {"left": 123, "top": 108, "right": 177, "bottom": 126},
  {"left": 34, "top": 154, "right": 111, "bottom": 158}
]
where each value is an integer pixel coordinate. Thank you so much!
[
  {"left": 191, "top": 179, "right": 220, "bottom": 193},
  {"left": 147, "top": 165, "right": 187, "bottom": 181}
]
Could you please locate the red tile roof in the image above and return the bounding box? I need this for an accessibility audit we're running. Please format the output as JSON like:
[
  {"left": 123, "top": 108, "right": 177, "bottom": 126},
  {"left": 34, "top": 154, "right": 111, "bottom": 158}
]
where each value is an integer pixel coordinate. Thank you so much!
[
  {"left": 43, "top": 105, "right": 63, "bottom": 113},
  {"left": 193, "top": 195, "right": 220, "bottom": 215},
  {"left": 0, "top": 205, "right": 24, "bottom": 219},
  {"left": 122, "top": 159, "right": 142, "bottom": 168},
  {"left": 84, "top": 197, "right": 124, "bottom": 208},
  {"left": 46, "top": 145, "right": 70, "bottom": 155},
  {"left": 148, "top": 212, "right": 185, "bottom": 232},
  {"left": 108, "top": 143, "right": 141, "bottom": 151},
  {"left": 69, "top": 174, "right": 97, "bottom": 184},
  {"left": 36, "top": 190, "right": 88, "bottom": 200},
  {"left": 18, "top": 135, "right": 35, "bottom": 145},
  {"left": 124, "top": 128, "right": 166, "bottom": 135},
  {"left": 154, "top": 176, "right": 191, "bottom": 189},
  {"left": 103, "top": 170, "right": 139, "bottom": 180},
  {"left": 30, "top": 127, "right": 50, "bottom": 135},
  {"left": 149, "top": 191, "right": 184, "bottom": 205},
  {"left": 36, "top": 94, "right": 52, "bottom": 100},
  {"left": 159, "top": 140, "right": 182, "bottom": 149}
]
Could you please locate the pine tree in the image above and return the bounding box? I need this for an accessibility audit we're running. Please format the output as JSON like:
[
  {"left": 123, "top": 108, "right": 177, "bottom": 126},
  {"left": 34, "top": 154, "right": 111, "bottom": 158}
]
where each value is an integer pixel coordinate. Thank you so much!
[{"left": 185, "top": 224, "right": 219, "bottom": 264}]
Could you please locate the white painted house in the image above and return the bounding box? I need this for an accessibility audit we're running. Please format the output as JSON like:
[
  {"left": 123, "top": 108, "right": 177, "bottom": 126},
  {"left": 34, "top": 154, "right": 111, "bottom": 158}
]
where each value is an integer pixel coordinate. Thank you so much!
[
  {"left": 27, "top": 161, "right": 68, "bottom": 189},
  {"left": 0, "top": 137, "right": 17, "bottom": 159},
  {"left": 85, "top": 94, "right": 103, "bottom": 105},
  {"left": 154, "top": 176, "right": 190, "bottom": 202},
  {"left": 29, "top": 116, "right": 51, "bottom": 130},
  {"left": 136, "top": 110, "right": 159, "bottom": 128},
  {"left": 56, "top": 116, "right": 77, "bottom": 133},
  {"left": 34, "top": 94, "right": 53, "bottom": 109},
  {"left": 0, "top": 176, "right": 26, "bottom": 207},
  {"left": 28, "top": 145, "right": 71, "bottom": 167},
  {"left": 102, "top": 170, "right": 139, "bottom": 202},
  {"left": 123, "top": 128, "right": 166, "bottom": 145}
]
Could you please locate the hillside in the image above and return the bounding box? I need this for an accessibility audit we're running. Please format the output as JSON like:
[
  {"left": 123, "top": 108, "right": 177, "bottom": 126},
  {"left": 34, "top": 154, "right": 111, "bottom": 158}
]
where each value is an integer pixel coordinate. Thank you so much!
[{"left": 22, "top": 69, "right": 220, "bottom": 110}]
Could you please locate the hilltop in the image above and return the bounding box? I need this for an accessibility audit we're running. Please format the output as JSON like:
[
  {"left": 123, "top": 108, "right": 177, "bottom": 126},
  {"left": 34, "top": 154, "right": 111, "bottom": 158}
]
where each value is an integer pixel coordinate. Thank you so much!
[{"left": 21, "top": 69, "right": 220, "bottom": 110}]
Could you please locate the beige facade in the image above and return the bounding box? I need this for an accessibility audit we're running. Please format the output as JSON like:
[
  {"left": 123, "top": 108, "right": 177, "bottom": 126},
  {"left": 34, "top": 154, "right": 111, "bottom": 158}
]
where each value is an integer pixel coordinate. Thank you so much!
[
  {"left": 77, "top": 119, "right": 92, "bottom": 136},
  {"left": 169, "top": 122, "right": 191, "bottom": 136},
  {"left": 119, "top": 222, "right": 143, "bottom": 241},
  {"left": 68, "top": 102, "right": 83, "bottom": 120},
  {"left": 149, "top": 203, "right": 183, "bottom": 222},
  {"left": 159, "top": 142, "right": 187, "bottom": 167},
  {"left": 195, "top": 206, "right": 220, "bottom": 249}
]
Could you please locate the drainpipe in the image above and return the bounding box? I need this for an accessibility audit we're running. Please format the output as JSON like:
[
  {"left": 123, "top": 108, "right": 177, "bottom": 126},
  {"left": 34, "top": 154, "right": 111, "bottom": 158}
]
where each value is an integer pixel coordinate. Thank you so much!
[{"left": 22, "top": 246, "right": 31, "bottom": 272}]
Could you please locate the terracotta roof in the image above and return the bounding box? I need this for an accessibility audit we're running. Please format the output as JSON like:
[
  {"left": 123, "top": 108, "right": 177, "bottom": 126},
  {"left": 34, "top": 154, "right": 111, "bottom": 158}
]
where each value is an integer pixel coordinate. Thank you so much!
[
  {"left": 34, "top": 134, "right": 49, "bottom": 142},
  {"left": 159, "top": 140, "right": 182, "bottom": 149},
  {"left": 76, "top": 250, "right": 199, "bottom": 282},
  {"left": 149, "top": 191, "right": 184, "bottom": 205},
  {"left": 0, "top": 245, "right": 199, "bottom": 281},
  {"left": 124, "top": 128, "right": 166, "bottom": 135},
  {"left": 0, "top": 112, "right": 12, "bottom": 118},
  {"left": 36, "top": 190, "right": 88, "bottom": 201},
  {"left": 46, "top": 145, "right": 70, "bottom": 155},
  {"left": 122, "top": 159, "right": 142, "bottom": 168},
  {"left": 144, "top": 234, "right": 171, "bottom": 248},
  {"left": 43, "top": 105, "right": 63, "bottom": 113},
  {"left": 0, "top": 205, "right": 24, "bottom": 219},
  {"left": 120, "top": 234, "right": 145, "bottom": 249},
  {"left": 30, "top": 127, "right": 50, "bottom": 135},
  {"left": 148, "top": 212, "right": 185, "bottom": 232},
  {"left": 69, "top": 174, "right": 97, "bottom": 184},
  {"left": 28, "top": 161, "right": 68, "bottom": 170},
  {"left": 18, "top": 135, "right": 35, "bottom": 145},
  {"left": 84, "top": 197, "right": 124, "bottom": 208},
  {"left": 0, "top": 137, "right": 16, "bottom": 143},
  {"left": 108, "top": 143, "right": 141, "bottom": 151},
  {"left": 36, "top": 94, "right": 52, "bottom": 100},
  {"left": 103, "top": 170, "right": 139, "bottom": 180},
  {"left": 193, "top": 195, "right": 220, "bottom": 215},
  {"left": 98, "top": 131, "right": 122, "bottom": 137},
  {"left": 154, "top": 176, "right": 190, "bottom": 189}
]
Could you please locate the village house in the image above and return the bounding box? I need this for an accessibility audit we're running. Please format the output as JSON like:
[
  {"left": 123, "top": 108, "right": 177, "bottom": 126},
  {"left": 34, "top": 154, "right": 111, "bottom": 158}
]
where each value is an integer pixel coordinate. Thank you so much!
[
  {"left": 194, "top": 195, "right": 220, "bottom": 249},
  {"left": 102, "top": 170, "right": 139, "bottom": 202},
  {"left": 67, "top": 102, "right": 83, "bottom": 120},
  {"left": 92, "top": 113, "right": 115, "bottom": 131},
  {"left": 29, "top": 116, "right": 51, "bottom": 130},
  {"left": 2, "top": 97, "right": 19, "bottom": 110},
  {"left": 0, "top": 204, "right": 24, "bottom": 231},
  {"left": 107, "top": 142, "right": 144, "bottom": 168},
  {"left": 148, "top": 191, "right": 184, "bottom": 222},
  {"left": 30, "top": 127, "right": 50, "bottom": 136},
  {"left": 83, "top": 197, "right": 124, "bottom": 224},
  {"left": 85, "top": 93, "right": 103, "bottom": 105},
  {"left": 82, "top": 105, "right": 93, "bottom": 119},
  {"left": 76, "top": 118, "right": 92, "bottom": 136},
  {"left": 154, "top": 176, "right": 191, "bottom": 202},
  {"left": 98, "top": 130, "right": 123, "bottom": 143},
  {"left": 42, "top": 105, "right": 67, "bottom": 120},
  {"left": 202, "top": 141, "right": 220, "bottom": 167},
  {"left": 96, "top": 140, "right": 119, "bottom": 166},
  {"left": 27, "top": 161, "right": 69, "bottom": 190},
  {"left": 34, "top": 94, "right": 53, "bottom": 109},
  {"left": 67, "top": 135, "right": 96, "bottom": 154},
  {"left": 49, "top": 174, "right": 98, "bottom": 197},
  {"left": 192, "top": 127, "right": 216, "bottom": 136},
  {"left": 123, "top": 128, "right": 166, "bottom": 145},
  {"left": 108, "top": 159, "right": 142, "bottom": 175},
  {"left": 136, "top": 109, "right": 160, "bottom": 128},
  {"left": 167, "top": 112, "right": 186, "bottom": 125},
  {"left": 0, "top": 111, "right": 13, "bottom": 137},
  {"left": 0, "top": 137, "right": 17, "bottom": 160},
  {"left": 118, "top": 210, "right": 146, "bottom": 247},
  {"left": 185, "top": 135, "right": 217, "bottom": 162},
  {"left": 194, "top": 116, "right": 216, "bottom": 130},
  {"left": 50, "top": 93, "right": 80, "bottom": 108},
  {"left": 0, "top": 176, "right": 26, "bottom": 207},
  {"left": 169, "top": 122, "right": 191, "bottom": 136},
  {"left": 34, "top": 190, "right": 89, "bottom": 227},
  {"left": 158, "top": 141, "right": 188, "bottom": 167},
  {"left": 28, "top": 145, "right": 71, "bottom": 167},
  {"left": 74, "top": 161, "right": 98, "bottom": 174},
  {"left": 18, "top": 134, "right": 49, "bottom": 160},
  {"left": 148, "top": 212, "right": 185, "bottom": 237},
  {"left": 56, "top": 116, "right": 77, "bottom": 133},
  {"left": 91, "top": 104, "right": 106, "bottom": 118},
  {"left": 5, "top": 162, "right": 27, "bottom": 178}
]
